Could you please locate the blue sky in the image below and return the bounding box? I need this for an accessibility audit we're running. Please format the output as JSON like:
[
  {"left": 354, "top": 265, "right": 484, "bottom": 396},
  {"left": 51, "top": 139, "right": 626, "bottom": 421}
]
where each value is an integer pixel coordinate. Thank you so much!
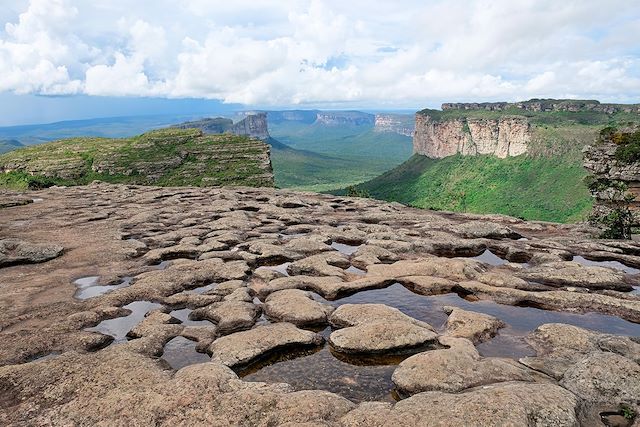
[{"left": 1, "top": 0, "right": 640, "bottom": 125}]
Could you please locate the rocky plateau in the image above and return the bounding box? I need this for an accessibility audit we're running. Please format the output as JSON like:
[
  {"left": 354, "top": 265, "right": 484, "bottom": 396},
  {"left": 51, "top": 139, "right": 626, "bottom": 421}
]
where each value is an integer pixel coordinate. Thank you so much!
[{"left": 0, "top": 182, "right": 639, "bottom": 426}]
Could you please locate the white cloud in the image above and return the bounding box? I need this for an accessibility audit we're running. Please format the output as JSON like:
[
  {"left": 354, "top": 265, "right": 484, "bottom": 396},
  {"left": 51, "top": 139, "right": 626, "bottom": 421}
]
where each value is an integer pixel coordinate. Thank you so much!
[{"left": 1, "top": 0, "right": 640, "bottom": 106}]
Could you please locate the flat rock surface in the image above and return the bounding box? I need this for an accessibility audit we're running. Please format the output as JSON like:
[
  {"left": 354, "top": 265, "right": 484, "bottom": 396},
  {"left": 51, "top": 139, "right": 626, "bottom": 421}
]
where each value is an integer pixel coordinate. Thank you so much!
[
  {"left": 0, "top": 238, "right": 63, "bottom": 267},
  {"left": 1, "top": 183, "right": 640, "bottom": 424},
  {"left": 209, "top": 322, "right": 324, "bottom": 367},
  {"left": 264, "top": 289, "right": 334, "bottom": 326},
  {"left": 392, "top": 337, "right": 534, "bottom": 395},
  {"left": 442, "top": 305, "right": 505, "bottom": 343}
]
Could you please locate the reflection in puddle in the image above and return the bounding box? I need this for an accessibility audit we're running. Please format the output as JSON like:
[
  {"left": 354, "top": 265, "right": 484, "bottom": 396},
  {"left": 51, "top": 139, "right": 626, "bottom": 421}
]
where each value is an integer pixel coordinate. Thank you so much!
[
  {"left": 241, "top": 327, "right": 402, "bottom": 402},
  {"left": 185, "top": 283, "right": 215, "bottom": 295},
  {"left": 345, "top": 266, "right": 366, "bottom": 275},
  {"left": 161, "top": 336, "right": 210, "bottom": 370},
  {"left": 170, "top": 308, "right": 213, "bottom": 327},
  {"left": 572, "top": 255, "right": 640, "bottom": 275},
  {"left": 467, "top": 249, "right": 508, "bottom": 266},
  {"left": 331, "top": 242, "right": 361, "bottom": 256},
  {"left": 86, "top": 301, "right": 163, "bottom": 342},
  {"left": 149, "top": 260, "right": 171, "bottom": 270},
  {"left": 257, "top": 262, "right": 291, "bottom": 276},
  {"left": 74, "top": 276, "right": 133, "bottom": 300},
  {"left": 243, "top": 282, "right": 640, "bottom": 401},
  {"left": 279, "top": 233, "right": 308, "bottom": 240}
]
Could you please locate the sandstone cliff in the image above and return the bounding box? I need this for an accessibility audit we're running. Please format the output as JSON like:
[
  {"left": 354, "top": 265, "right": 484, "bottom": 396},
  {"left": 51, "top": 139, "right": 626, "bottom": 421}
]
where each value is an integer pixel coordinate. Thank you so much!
[
  {"left": 442, "top": 99, "right": 640, "bottom": 114},
  {"left": 373, "top": 114, "right": 414, "bottom": 137},
  {"left": 413, "top": 114, "right": 530, "bottom": 158},
  {"left": 315, "top": 111, "right": 374, "bottom": 126},
  {"left": 583, "top": 126, "right": 640, "bottom": 225},
  {"left": 0, "top": 128, "right": 274, "bottom": 188},
  {"left": 177, "top": 113, "right": 270, "bottom": 140}
]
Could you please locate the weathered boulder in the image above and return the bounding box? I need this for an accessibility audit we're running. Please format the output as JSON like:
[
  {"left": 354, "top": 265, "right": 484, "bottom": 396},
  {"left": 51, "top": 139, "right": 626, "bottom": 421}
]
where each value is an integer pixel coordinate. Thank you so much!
[
  {"left": 515, "top": 261, "right": 632, "bottom": 291},
  {"left": 264, "top": 289, "right": 334, "bottom": 327},
  {"left": 328, "top": 304, "right": 437, "bottom": 354},
  {"left": 442, "top": 306, "right": 505, "bottom": 344},
  {"left": 190, "top": 300, "right": 260, "bottom": 335},
  {"left": 209, "top": 322, "right": 324, "bottom": 367},
  {"left": 392, "top": 337, "right": 534, "bottom": 395},
  {"left": 0, "top": 238, "right": 63, "bottom": 267},
  {"left": 340, "top": 382, "right": 579, "bottom": 426}
]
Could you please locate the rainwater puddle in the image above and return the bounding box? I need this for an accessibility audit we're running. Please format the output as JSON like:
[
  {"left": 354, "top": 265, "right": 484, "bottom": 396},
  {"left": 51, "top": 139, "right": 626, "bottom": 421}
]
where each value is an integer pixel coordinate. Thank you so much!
[
  {"left": 331, "top": 242, "right": 361, "bottom": 256},
  {"left": 86, "top": 301, "right": 163, "bottom": 343},
  {"left": 170, "top": 308, "right": 214, "bottom": 327},
  {"left": 257, "top": 262, "right": 291, "bottom": 276},
  {"left": 345, "top": 266, "right": 366, "bottom": 275},
  {"left": 466, "top": 249, "right": 508, "bottom": 266},
  {"left": 572, "top": 255, "right": 640, "bottom": 275},
  {"left": 161, "top": 336, "right": 210, "bottom": 370},
  {"left": 241, "top": 283, "right": 640, "bottom": 401},
  {"left": 240, "top": 327, "right": 404, "bottom": 402},
  {"left": 150, "top": 260, "right": 171, "bottom": 270},
  {"left": 185, "top": 283, "right": 216, "bottom": 295},
  {"left": 74, "top": 276, "right": 133, "bottom": 300}
]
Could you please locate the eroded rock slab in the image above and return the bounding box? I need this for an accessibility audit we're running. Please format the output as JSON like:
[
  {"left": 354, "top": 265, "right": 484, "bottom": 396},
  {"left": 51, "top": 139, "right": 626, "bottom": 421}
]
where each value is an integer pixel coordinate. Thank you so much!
[
  {"left": 328, "top": 304, "right": 437, "bottom": 354},
  {"left": 264, "top": 289, "right": 334, "bottom": 327},
  {"left": 392, "top": 337, "right": 534, "bottom": 395},
  {"left": 0, "top": 238, "right": 63, "bottom": 267},
  {"left": 209, "top": 322, "right": 324, "bottom": 368},
  {"left": 442, "top": 306, "right": 506, "bottom": 344}
]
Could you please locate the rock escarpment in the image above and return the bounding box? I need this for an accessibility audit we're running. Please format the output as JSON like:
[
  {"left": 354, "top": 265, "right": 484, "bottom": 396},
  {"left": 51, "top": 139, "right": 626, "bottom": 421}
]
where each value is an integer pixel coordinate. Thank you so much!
[
  {"left": 176, "top": 113, "right": 270, "bottom": 140},
  {"left": 584, "top": 126, "right": 640, "bottom": 227},
  {"left": 413, "top": 113, "right": 530, "bottom": 158},
  {"left": 373, "top": 114, "right": 414, "bottom": 137},
  {"left": 0, "top": 128, "right": 274, "bottom": 188},
  {"left": 443, "top": 98, "right": 640, "bottom": 114}
]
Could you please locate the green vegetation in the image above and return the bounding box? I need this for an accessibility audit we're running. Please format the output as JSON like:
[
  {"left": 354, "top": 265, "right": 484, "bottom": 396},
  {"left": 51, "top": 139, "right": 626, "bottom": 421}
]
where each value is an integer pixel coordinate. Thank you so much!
[
  {"left": 349, "top": 154, "right": 593, "bottom": 223},
  {"left": 269, "top": 121, "right": 412, "bottom": 191},
  {"left": 621, "top": 405, "right": 637, "bottom": 420},
  {"left": 0, "top": 128, "right": 273, "bottom": 189}
]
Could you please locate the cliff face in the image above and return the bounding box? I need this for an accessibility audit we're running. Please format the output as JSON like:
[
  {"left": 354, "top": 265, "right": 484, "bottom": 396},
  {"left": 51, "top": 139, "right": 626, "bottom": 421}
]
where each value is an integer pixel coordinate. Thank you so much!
[
  {"left": 228, "top": 113, "right": 270, "bottom": 140},
  {"left": 315, "top": 112, "right": 375, "bottom": 126},
  {"left": 0, "top": 128, "right": 274, "bottom": 188},
  {"left": 583, "top": 127, "right": 640, "bottom": 223},
  {"left": 373, "top": 114, "right": 414, "bottom": 137},
  {"left": 177, "top": 113, "right": 270, "bottom": 141},
  {"left": 442, "top": 99, "right": 640, "bottom": 114},
  {"left": 414, "top": 114, "right": 530, "bottom": 158}
]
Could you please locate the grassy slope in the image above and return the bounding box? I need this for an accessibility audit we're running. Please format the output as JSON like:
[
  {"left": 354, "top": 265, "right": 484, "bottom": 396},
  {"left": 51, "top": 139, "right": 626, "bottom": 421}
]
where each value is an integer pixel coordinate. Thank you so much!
[
  {"left": 359, "top": 154, "right": 592, "bottom": 222},
  {"left": 0, "top": 128, "right": 271, "bottom": 190},
  {"left": 269, "top": 121, "right": 413, "bottom": 191}
]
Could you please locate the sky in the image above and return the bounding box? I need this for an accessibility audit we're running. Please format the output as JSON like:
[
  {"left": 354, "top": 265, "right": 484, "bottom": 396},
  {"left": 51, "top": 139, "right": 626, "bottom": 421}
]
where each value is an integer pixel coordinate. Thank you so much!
[{"left": 1, "top": 0, "right": 640, "bottom": 125}]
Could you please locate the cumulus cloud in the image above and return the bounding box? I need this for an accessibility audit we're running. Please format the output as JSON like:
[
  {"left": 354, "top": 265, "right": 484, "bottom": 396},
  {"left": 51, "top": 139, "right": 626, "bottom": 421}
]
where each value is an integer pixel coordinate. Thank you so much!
[{"left": 1, "top": 0, "right": 640, "bottom": 106}]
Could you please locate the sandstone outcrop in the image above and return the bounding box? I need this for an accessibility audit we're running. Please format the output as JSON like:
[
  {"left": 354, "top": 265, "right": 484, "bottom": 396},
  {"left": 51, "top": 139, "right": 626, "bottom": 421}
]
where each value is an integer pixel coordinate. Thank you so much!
[
  {"left": 2, "top": 183, "right": 640, "bottom": 425},
  {"left": 0, "top": 238, "right": 63, "bottom": 267},
  {"left": 373, "top": 114, "right": 414, "bottom": 137},
  {"left": 209, "top": 323, "right": 324, "bottom": 367},
  {"left": 413, "top": 113, "right": 530, "bottom": 159},
  {"left": 0, "top": 128, "right": 274, "bottom": 188}
]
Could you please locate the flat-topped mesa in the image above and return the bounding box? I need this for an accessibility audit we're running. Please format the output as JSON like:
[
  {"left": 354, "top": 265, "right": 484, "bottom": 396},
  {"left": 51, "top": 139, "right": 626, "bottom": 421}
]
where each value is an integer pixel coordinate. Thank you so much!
[
  {"left": 415, "top": 99, "right": 640, "bottom": 159},
  {"left": 442, "top": 99, "right": 640, "bottom": 114},
  {"left": 315, "top": 111, "right": 375, "bottom": 126},
  {"left": 176, "top": 113, "right": 270, "bottom": 140},
  {"left": 374, "top": 114, "right": 415, "bottom": 137},
  {"left": 0, "top": 128, "right": 274, "bottom": 188},
  {"left": 413, "top": 113, "right": 530, "bottom": 159},
  {"left": 228, "top": 112, "right": 270, "bottom": 140}
]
